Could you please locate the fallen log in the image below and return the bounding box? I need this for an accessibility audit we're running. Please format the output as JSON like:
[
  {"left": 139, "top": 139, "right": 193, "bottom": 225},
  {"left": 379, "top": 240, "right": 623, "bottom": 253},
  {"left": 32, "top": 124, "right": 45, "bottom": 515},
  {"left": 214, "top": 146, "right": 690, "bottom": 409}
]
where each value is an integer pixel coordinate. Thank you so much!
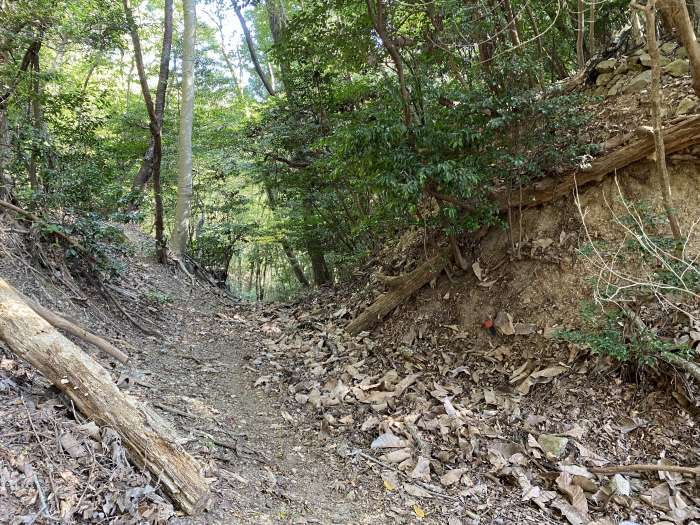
[
  {"left": 0, "top": 278, "right": 210, "bottom": 514},
  {"left": 494, "top": 115, "right": 700, "bottom": 211},
  {"left": 8, "top": 284, "right": 129, "bottom": 364},
  {"left": 346, "top": 251, "right": 449, "bottom": 335}
]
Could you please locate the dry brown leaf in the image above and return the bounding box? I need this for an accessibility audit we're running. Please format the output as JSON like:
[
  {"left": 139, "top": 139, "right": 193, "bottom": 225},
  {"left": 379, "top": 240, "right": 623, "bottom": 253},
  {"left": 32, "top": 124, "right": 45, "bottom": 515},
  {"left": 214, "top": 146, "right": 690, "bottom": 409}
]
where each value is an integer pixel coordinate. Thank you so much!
[
  {"left": 556, "top": 472, "right": 589, "bottom": 516},
  {"left": 409, "top": 456, "right": 431, "bottom": 482},
  {"left": 440, "top": 468, "right": 467, "bottom": 487},
  {"left": 371, "top": 432, "right": 408, "bottom": 449}
]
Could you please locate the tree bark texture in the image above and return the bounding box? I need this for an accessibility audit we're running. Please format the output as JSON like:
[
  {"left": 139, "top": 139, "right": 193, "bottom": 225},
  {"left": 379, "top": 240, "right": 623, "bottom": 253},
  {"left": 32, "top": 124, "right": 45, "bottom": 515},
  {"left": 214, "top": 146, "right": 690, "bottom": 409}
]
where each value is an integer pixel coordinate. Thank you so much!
[
  {"left": 635, "top": 1, "right": 682, "bottom": 239},
  {"left": 346, "top": 251, "right": 448, "bottom": 335},
  {"left": 123, "top": 0, "right": 172, "bottom": 263},
  {"left": 172, "top": 0, "right": 196, "bottom": 257},
  {"left": 0, "top": 279, "right": 210, "bottom": 513}
]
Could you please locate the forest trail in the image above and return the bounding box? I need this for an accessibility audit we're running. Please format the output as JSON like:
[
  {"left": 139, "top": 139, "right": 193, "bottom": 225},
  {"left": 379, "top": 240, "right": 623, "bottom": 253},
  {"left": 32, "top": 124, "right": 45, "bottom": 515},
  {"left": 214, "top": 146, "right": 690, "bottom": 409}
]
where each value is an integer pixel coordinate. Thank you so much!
[
  {"left": 104, "top": 229, "right": 392, "bottom": 524},
  {"left": 140, "top": 284, "right": 385, "bottom": 525},
  {"left": 0, "top": 224, "right": 396, "bottom": 524}
]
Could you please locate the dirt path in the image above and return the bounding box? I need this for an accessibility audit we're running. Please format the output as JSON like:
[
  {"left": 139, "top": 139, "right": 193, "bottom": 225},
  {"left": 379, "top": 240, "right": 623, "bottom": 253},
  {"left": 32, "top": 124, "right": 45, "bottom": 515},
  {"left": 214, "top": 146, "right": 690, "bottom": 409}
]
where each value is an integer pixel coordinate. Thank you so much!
[{"left": 124, "top": 283, "right": 389, "bottom": 524}]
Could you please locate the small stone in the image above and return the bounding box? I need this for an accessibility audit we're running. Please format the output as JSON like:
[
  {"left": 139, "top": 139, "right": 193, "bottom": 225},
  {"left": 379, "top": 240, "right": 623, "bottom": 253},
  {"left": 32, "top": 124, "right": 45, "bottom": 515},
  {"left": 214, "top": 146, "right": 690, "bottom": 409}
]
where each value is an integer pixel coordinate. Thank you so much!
[
  {"left": 537, "top": 434, "right": 568, "bottom": 457},
  {"left": 677, "top": 46, "right": 688, "bottom": 58},
  {"left": 596, "top": 58, "right": 617, "bottom": 72},
  {"left": 660, "top": 41, "right": 676, "bottom": 55},
  {"left": 664, "top": 58, "right": 690, "bottom": 77},
  {"left": 624, "top": 70, "right": 652, "bottom": 94},
  {"left": 676, "top": 97, "right": 697, "bottom": 115},
  {"left": 596, "top": 73, "right": 613, "bottom": 86},
  {"left": 610, "top": 474, "right": 631, "bottom": 496},
  {"left": 607, "top": 77, "right": 627, "bottom": 97},
  {"left": 614, "top": 63, "right": 629, "bottom": 75},
  {"left": 640, "top": 53, "right": 670, "bottom": 67}
]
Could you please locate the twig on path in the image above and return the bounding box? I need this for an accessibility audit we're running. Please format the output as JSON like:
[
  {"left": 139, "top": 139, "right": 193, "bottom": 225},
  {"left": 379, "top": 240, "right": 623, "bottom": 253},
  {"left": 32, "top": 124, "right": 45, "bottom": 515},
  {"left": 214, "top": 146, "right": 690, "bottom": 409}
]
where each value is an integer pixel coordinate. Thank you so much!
[
  {"left": 154, "top": 402, "right": 199, "bottom": 419},
  {"left": 591, "top": 463, "right": 700, "bottom": 476},
  {"left": 101, "top": 284, "right": 162, "bottom": 338},
  {"left": 350, "top": 449, "right": 460, "bottom": 503},
  {"left": 191, "top": 428, "right": 271, "bottom": 463}
]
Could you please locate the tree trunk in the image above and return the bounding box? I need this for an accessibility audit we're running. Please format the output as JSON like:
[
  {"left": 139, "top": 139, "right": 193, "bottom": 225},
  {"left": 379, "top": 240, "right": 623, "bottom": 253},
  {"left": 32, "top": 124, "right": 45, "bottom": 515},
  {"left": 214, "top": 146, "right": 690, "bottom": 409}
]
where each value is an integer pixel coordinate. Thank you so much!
[
  {"left": 346, "top": 252, "right": 448, "bottom": 335},
  {"left": 172, "top": 0, "right": 196, "bottom": 257},
  {"left": 588, "top": 0, "right": 596, "bottom": 54},
  {"left": 264, "top": 186, "right": 310, "bottom": 287},
  {"left": 234, "top": 3, "right": 276, "bottom": 97},
  {"left": 0, "top": 104, "right": 11, "bottom": 201},
  {"left": 308, "top": 241, "right": 331, "bottom": 286},
  {"left": 661, "top": 0, "right": 700, "bottom": 98},
  {"left": 502, "top": 0, "right": 521, "bottom": 47},
  {"left": 123, "top": 0, "right": 172, "bottom": 263},
  {"left": 0, "top": 279, "right": 210, "bottom": 514},
  {"left": 636, "top": 1, "right": 682, "bottom": 239},
  {"left": 28, "top": 43, "right": 43, "bottom": 192},
  {"left": 367, "top": 0, "right": 412, "bottom": 127},
  {"left": 576, "top": 0, "right": 585, "bottom": 68}
]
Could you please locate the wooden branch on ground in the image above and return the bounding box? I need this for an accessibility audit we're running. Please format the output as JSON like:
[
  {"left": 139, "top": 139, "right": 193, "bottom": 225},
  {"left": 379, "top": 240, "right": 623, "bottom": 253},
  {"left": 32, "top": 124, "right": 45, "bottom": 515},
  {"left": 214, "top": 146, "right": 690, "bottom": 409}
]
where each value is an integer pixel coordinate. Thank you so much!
[
  {"left": 13, "top": 285, "right": 129, "bottom": 364},
  {"left": 590, "top": 463, "right": 700, "bottom": 476},
  {"left": 346, "top": 251, "right": 449, "bottom": 335},
  {"left": 0, "top": 278, "right": 210, "bottom": 514}
]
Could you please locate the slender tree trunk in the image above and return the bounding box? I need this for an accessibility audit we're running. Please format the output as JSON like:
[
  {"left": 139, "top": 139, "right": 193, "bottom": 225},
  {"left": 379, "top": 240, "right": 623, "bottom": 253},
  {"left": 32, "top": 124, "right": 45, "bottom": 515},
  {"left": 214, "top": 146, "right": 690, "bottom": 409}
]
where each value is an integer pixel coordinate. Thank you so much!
[
  {"left": 661, "top": 0, "right": 700, "bottom": 98},
  {"left": 264, "top": 185, "right": 310, "bottom": 287},
  {"left": 123, "top": 0, "right": 173, "bottom": 263},
  {"left": 694, "top": 0, "right": 700, "bottom": 32},
  {"left": 0, "top": 104, "right": 11, "bottom": 201},
  {"left": 502, "top": 0, "right": 521, "bottom": 47},
  {"left": 634, "top": 1, "right": 682, "bottom": 240},
  {"left": 576, "top": 0, "right": 585, "bottom": 68},
  {"left": 172, "top": 0, "right": 196, "bottom": 257},
  {"left": 588, "top": 0, "right": 596, "bottom": 54},
  {"left": 28, "top": 43, "right": 43, "bottom": 192},
  {"left": 206, "top": 7, "right": 244, "bottom": 98},
  {"left": 367, "top": 0, "right": 412, "bottom": 127},
  {"left": 234, "top": 3, "right": 276, "bottom": 97}
]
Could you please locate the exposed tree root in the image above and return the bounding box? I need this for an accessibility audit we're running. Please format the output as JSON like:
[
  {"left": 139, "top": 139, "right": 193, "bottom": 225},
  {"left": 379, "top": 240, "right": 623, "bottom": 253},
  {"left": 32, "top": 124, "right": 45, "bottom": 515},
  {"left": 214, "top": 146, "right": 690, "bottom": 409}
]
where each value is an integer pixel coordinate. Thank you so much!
[{"left": 13, "top": 284, "right": 129, "bottom": 364}]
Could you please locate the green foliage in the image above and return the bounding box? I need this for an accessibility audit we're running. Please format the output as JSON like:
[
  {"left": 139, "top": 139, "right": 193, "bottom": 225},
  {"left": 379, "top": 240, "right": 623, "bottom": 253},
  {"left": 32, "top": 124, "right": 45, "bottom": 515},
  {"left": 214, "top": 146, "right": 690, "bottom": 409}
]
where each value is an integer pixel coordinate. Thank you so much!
[
  {"left": 0, "top": 0, "right": 633, "bottom": 298},
  {"left": 556, "top": 303, "right": 681, "bottom": 365}
]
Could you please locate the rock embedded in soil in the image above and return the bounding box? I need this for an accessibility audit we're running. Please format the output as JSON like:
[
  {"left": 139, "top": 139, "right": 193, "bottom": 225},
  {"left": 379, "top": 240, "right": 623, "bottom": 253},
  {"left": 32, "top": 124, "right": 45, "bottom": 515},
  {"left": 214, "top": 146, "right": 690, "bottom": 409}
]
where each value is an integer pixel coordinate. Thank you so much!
[
  {"left": 537, "top": 434, "right": 569, "bottom": 457},
  {"left": 664, "top": 59, "right": 690, "bottom": 78},
  {"left": 624, "top": 70, "right": 652, "bottom": 94}
]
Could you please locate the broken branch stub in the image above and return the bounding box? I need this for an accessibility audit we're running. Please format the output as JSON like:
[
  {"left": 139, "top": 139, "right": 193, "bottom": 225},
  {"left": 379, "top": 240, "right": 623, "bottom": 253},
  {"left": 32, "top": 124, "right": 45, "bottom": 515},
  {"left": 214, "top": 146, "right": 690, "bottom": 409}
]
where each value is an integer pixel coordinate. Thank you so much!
[{"left": 0, "top": 278, "right": 210, "bottom": 514}]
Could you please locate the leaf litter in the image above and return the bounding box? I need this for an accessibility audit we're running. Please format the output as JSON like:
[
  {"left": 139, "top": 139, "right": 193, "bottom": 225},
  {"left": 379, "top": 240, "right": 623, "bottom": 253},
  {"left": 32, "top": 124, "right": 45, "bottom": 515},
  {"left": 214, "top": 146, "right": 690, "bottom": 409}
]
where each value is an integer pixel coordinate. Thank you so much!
[{"left": 245, "top": 283, "right": 700, "bottom": 524}]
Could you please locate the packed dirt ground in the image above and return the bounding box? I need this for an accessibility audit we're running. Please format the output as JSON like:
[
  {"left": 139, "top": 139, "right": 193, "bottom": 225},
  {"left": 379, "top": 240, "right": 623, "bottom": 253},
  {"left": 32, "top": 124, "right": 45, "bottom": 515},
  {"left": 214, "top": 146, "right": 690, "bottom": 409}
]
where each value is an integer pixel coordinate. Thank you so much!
[{"left": 1, "top": 163, "right": 699, "bottom": 525}]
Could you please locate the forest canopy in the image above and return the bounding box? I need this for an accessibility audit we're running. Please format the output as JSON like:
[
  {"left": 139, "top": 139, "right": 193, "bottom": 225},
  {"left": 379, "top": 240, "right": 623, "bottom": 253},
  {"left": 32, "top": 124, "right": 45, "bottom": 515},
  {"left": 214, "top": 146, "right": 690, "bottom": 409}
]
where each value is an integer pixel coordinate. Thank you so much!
[{"left": 0, "top": 0, "right": 639, "bottom": 298}]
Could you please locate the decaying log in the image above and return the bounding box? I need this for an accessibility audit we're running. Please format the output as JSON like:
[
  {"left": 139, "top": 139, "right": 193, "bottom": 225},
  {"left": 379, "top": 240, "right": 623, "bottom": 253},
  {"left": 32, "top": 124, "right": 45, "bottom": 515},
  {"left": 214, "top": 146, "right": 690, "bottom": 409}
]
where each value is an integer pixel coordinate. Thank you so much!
[
  {"left": 493, "top": 115, "right": 700, "bottom": 211},
  {"left": 7, "top": 284, "right": 129, "bottom": 364},
  {"left": 346, "top": 251, "right": 449, "bottom": 335},
  {"left": 0, "top": 278, "right": 210, "bottom": 514}
]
